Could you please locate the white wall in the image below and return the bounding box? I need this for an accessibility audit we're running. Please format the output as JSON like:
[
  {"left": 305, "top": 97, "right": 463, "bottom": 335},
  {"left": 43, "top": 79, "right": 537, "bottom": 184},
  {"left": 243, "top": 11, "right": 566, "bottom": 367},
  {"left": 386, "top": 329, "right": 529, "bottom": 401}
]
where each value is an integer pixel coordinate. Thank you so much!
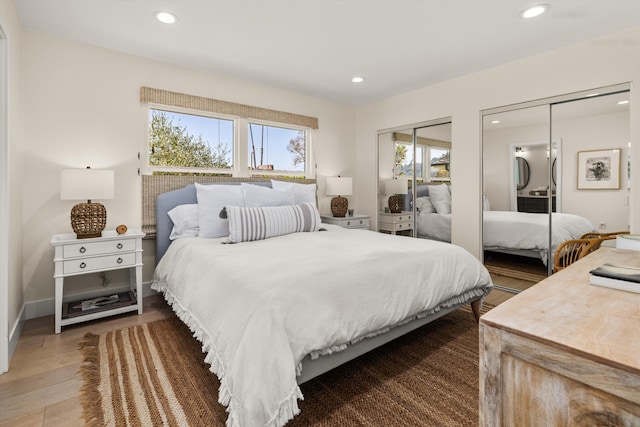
[
  {"left": 356, "top": 26, "right": 640, "bottom": 258},
  {"left": 21, "top": 31, "right": 356, "bottom": 306},
  {"left": 0, "top": 0, "right": 25, "bottom": 360}
]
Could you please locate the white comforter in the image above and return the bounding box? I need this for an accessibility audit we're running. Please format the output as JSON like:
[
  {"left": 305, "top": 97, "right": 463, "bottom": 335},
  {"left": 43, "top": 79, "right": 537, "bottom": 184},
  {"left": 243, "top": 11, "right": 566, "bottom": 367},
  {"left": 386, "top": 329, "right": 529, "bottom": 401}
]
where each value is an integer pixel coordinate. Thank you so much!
[
  {"left": 417, "top": 210, "right": 596, "bottom": 263},
  {"left": 152, "top": 225, "right": 492, "bottom": 427}
]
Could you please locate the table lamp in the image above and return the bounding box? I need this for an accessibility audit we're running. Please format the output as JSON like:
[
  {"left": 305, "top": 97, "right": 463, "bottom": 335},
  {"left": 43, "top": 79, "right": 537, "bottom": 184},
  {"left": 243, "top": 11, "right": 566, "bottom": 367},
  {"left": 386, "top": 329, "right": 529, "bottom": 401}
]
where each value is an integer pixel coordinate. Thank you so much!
[
  {"left": 384, "top": 179, "right": 408, "bottom": 213},
  {"left": 61, "top": 167, "right": 114, "bottom": 239},
  {"left": 326, "top": 176, "right": 352, "bottom": 217}
]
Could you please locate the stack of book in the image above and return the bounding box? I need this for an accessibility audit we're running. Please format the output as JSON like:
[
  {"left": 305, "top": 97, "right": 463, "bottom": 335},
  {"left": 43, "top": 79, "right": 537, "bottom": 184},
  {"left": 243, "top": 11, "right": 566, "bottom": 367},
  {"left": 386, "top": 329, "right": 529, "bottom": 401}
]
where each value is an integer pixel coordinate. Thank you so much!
[{"left": 589, "top": 263, "right": 640, "bottom": 293}]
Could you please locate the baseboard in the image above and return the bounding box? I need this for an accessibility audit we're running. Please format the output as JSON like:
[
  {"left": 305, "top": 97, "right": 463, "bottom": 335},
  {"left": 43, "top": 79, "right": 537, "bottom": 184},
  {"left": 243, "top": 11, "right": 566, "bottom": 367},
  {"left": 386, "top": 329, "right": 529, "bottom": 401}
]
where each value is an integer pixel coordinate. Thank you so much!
[
  {"left": 25, "top": 281, "right": 158, "bottom": 321},
  {"left": 8, "top": 304, "right": 26, "bottom": 360}
]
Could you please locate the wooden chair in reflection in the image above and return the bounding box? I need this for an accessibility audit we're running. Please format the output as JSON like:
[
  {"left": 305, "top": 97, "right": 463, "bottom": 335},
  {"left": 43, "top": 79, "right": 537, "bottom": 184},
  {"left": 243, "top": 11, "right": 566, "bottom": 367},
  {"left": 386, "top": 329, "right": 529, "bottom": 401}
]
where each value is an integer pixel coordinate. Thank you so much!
[{"left": 553, "top": 231, "right": 630, "bottom": 273}]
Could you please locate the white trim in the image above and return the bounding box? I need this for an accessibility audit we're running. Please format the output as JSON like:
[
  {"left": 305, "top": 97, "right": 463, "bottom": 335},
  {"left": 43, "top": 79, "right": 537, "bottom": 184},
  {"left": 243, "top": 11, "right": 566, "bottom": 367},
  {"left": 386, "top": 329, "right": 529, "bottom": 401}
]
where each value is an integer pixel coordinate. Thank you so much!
[
  {"left": 0, "top": 23, "right": 9, "bottom": 374},
  {"left": 8, "top": 305, "right": 25, "bottom": 358}
]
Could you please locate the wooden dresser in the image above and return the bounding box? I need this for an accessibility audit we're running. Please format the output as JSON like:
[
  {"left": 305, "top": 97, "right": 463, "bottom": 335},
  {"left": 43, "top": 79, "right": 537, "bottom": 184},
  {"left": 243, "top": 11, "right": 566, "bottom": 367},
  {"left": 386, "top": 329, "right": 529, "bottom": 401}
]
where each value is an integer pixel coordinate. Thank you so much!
[{"left": 479, "top": 247, "right": 640, "bottom": 426}]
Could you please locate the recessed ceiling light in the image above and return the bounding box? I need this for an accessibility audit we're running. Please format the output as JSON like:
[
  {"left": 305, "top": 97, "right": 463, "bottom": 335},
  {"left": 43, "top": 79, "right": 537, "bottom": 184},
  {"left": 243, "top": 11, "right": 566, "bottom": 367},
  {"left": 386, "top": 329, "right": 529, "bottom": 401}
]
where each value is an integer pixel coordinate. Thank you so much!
[
  {"left": 351, "top": 76, "right": 365, "bottom": 83},
  {"left": 155, "top": 11, "right": 177, "bottom": 24},
  {"left": 618, "top": 100, "right": 629, "bottom": 105},
  {"left": 520, "top": 4, "right": 549, "bottom": 19},
  {"left": 491, "top": 120, "right": 500, "bottom": 124}
]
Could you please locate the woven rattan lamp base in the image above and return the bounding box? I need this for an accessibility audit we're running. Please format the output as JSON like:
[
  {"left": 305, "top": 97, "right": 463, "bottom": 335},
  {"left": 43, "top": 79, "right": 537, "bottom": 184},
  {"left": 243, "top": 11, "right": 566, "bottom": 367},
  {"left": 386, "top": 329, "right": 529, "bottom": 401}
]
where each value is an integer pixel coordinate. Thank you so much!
[
  {"left": 388, "top": 195, "right": 403, "bottom": 214},
  {"left": 71, "top": 202, "right": 107, "bottom": 239},
  {"left": 330, "top": 196, "right": 348, "bottom": 217}
]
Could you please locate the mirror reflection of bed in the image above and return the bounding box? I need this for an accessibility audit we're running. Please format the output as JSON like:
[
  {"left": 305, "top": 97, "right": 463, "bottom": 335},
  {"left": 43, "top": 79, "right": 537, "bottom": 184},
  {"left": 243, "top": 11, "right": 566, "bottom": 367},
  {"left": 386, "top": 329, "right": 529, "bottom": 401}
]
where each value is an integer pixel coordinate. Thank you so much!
[{"left": 481, "top": 85, "right": 631, "bottom": 294}]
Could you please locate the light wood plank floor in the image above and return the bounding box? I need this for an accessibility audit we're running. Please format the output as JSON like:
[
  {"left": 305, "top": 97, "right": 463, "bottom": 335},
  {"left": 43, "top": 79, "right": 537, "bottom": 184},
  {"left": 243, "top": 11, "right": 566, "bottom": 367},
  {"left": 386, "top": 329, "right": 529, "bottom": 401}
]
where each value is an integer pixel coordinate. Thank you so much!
[{"left": 0, "top": 276, "right": 527, "bottom": 426}]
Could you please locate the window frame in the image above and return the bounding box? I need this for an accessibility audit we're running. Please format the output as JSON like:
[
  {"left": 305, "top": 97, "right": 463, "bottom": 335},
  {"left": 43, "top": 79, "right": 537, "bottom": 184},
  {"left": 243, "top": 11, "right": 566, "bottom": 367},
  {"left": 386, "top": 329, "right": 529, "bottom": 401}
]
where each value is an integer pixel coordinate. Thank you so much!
[{"left": 143, "top": 103, "right": 314, "bottom": 178}]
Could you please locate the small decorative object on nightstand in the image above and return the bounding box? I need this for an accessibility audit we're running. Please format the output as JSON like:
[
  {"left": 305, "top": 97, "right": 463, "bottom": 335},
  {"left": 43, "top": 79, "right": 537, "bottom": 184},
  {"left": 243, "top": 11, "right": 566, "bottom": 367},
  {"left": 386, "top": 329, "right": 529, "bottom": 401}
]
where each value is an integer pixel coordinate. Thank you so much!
[
  {"left": 326, "top": 176, "right": 353, "bottom": 217},
  {"left": 60, "top": 167, "right": 115, "bottom": 239},
  {"left": 379, "top": 211, "right": 413, "bottom": 235},
  {"left": 384, "top": 179, "right": 408, "bottom": 214},
  {"left": 50, "top": 228, "right": 145, "bottom": 333},
  {"left": 321, "top": 214, "right": 370, "bottom": 230}
]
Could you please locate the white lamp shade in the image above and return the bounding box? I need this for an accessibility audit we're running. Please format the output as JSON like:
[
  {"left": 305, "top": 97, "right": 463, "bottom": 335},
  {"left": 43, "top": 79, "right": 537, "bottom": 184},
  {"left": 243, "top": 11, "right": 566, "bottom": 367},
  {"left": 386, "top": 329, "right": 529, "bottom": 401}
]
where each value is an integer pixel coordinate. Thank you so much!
[
  {"left": 61, "top": 168, "right": 114, "bottom": 201},
  {"left": 326, "top": 177, "right": 353, "bottom": 196},
  {"left": 384, "top": 178, "right": 408, "bottom": 195}
]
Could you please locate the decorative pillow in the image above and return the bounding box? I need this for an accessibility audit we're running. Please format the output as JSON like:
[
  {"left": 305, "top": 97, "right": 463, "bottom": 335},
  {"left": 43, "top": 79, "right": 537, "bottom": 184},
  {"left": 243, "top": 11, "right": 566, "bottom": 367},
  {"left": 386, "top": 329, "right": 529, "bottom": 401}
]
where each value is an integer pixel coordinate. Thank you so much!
[
  {"left": 415, "top": 197, "right": 435, "bottom": 214},
  {"left": 196, "top": 183, "right": 244, "bottom": 238},
  {"left": 271, "top": 180, "right": 317, "bottom": 207},
  {"left": 241, "top": 183, "right": 295, "bottom": 208},
  {"left": 483, "top": 194, "right": 491, "bottom": 211},
  {"left": 226, "top": 203, "right": 321, "bottom": 243},
  {"left": 429, "top": 183, "right": 451, "bottom": 214},
  {"left": 167, "top": 204, "right": 199, "bottom": 240}
]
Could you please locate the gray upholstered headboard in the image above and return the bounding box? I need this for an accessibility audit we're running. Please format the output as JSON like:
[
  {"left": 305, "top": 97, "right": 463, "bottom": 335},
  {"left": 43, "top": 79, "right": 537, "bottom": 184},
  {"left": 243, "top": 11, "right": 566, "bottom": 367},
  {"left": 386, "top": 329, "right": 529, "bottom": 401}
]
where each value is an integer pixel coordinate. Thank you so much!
[
  {"left": 403, "top": 184, "right": 431, "bottom": 212},
  {"left": 155, "top": 181, "right": 271, "bottom": 264}
]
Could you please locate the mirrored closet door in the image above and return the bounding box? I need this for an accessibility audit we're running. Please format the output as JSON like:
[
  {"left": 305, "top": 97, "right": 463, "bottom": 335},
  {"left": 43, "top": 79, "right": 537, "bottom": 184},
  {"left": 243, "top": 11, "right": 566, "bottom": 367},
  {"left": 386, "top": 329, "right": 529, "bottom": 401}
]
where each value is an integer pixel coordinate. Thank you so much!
[
  {"left": 377, "top": 120, "right": 452, "bottom": 239},
  {"left": 482, "top": 84, "right": 631, "bottom": 293}
]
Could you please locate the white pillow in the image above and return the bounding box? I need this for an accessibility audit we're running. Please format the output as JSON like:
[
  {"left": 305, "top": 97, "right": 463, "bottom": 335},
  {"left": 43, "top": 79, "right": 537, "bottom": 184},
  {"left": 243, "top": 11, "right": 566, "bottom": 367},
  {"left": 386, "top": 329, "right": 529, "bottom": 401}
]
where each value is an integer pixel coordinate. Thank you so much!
[
  {"left": 429, "top": 183, "right": 451, "bottom": 214},
  {"left": 167, "top": 204, "right": 199, "bottom": 240},
  {"left": 241, "top": 183, "right": 295, "bottom": 208},
  {"left": 271, "top": 180, "right": 317, "bottom": 207},
  {"left": 195, "top": 183, "right": 244, "bottom": 238},
  {"left": 415, "top": 197, "right": 435, "bottom": 214},
  {"left": 483, "top": 195, "right": 491, "bottom": 211},
  {"left": 226, "top": 202, "right": 321, "bottom": 243}
]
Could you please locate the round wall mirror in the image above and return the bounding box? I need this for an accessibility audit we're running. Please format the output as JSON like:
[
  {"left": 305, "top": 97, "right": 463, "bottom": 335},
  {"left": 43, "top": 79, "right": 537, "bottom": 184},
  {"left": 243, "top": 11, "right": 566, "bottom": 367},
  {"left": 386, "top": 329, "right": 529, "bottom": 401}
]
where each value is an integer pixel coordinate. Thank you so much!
[{"left": 516, "top": 157, "right": 530, "bottom": 190}]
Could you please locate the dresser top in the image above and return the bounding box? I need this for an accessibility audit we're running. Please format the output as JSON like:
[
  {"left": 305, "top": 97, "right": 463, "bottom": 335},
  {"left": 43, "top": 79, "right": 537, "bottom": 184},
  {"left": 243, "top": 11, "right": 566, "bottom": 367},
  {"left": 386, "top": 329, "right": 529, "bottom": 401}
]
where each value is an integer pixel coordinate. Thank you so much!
[{"left": 481, "top": 247, "right": 640, "bottom": 372}]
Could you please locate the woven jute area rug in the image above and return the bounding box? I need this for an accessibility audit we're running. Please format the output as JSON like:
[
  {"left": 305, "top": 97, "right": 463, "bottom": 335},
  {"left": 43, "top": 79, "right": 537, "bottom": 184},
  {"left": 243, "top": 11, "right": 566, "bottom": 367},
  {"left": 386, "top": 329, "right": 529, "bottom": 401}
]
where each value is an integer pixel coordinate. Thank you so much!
[{"left": 79, "top": 303, "right": 491, "bottom": 426}]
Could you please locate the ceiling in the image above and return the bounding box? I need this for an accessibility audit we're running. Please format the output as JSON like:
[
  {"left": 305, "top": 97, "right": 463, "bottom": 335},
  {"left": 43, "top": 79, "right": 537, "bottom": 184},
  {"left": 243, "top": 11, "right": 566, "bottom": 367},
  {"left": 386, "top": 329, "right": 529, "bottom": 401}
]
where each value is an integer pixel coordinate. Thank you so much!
[{"left": 15, "top": 0, "right": 640, "bottom": 105}]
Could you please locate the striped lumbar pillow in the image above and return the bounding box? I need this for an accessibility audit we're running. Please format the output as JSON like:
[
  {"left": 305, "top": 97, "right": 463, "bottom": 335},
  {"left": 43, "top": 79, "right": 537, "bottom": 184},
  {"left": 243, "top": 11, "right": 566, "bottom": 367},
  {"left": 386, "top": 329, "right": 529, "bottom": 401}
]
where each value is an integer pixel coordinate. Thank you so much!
[{"left": 226, "top": 203, "right": 321, "bottom": 243}]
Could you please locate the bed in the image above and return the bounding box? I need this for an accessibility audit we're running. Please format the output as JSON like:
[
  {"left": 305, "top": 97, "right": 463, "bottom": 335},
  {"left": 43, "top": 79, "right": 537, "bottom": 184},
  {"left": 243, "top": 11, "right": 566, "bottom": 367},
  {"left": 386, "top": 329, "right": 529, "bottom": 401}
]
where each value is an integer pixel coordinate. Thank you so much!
[
  {"left": 407, "top": 184, "right": 597, "bottom": 264},
  {"left": 151, "top": 181, "right": 493, "bottom": 427}
]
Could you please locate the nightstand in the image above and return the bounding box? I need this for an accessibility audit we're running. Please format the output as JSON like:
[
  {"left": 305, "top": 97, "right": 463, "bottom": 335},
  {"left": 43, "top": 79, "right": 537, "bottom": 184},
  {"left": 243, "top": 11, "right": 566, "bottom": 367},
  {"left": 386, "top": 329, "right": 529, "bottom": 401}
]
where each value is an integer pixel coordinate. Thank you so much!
[
  {"left": 378, "top": 211, "right": 413, "bottom": 235},
  {"left": 50, "top": 229, "right": 145, "bottom": 333},
  {"left": 321, "top": 214, "right": 370, "bottom": 230}
]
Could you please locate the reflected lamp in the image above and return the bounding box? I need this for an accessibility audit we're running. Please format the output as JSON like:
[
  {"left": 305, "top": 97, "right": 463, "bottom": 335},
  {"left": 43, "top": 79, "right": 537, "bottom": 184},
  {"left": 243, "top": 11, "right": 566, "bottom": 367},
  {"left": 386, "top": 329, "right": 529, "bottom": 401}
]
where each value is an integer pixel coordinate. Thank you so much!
[
  {"left": 61, "top": 167, "right": 114, "bottom": 239},
  {"left": 384, "top": 179, "right": 408, "bottom": 213}
]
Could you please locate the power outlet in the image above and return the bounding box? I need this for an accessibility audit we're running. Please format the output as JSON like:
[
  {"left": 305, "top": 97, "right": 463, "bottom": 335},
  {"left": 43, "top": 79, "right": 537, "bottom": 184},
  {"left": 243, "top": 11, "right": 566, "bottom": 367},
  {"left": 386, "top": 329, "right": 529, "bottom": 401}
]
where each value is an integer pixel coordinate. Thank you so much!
[{"left": 598, "top": 221, "right": 606, "bottom": 230}]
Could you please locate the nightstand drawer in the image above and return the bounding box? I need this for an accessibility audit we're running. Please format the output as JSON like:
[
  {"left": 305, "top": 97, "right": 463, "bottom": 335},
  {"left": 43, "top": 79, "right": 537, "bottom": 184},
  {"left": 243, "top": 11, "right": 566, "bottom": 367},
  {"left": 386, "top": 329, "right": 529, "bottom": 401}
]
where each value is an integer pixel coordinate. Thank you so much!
[
  {"left": 63, "top": 239, "right": 135, "bottom": 259},
  {"left": 380, "top": 221, "right": 413, "bottom": 232},
  {"left": 63, "top": 252, "right": 136, "bottom": 274},
  {"left": 343, "top": 217, "right": 370, "bottom": 228}
]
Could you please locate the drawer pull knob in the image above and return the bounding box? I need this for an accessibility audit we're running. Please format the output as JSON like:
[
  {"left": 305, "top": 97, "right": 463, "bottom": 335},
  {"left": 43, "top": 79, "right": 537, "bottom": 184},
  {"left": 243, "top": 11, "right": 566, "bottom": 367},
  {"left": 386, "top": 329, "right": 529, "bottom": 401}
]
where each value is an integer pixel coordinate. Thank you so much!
[
  {"left": 346, "top": 221, "right": 351, "bottom": 226},
  {"left": 359, "top": 220, "right": 363, "bottom": 224},
  {"left": 117, "top": 243, "right": 123, "bottom": 249},
  {"left": 80, "top": 262, "right": 86, "bottom": 269},
  {"left": 117, "top": 257, "right": 123, "bottom": 264},
  {"left": 79, "top": 247, "right": 86, "bottom": 254}
]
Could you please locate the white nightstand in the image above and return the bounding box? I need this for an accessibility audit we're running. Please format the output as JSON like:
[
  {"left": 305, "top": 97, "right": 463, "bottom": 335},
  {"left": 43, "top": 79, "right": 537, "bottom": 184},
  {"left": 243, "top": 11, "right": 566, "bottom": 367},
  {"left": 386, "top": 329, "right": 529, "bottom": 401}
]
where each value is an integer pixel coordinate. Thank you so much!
[
  {"left": 321, "top": 214, "right": 370, "bottom": 230},
  {"left": 50, "top": 229, "right": 145, "bottom": 333},
  {"left": 378, "top": 211, "right": 413, "bottom": 235}
]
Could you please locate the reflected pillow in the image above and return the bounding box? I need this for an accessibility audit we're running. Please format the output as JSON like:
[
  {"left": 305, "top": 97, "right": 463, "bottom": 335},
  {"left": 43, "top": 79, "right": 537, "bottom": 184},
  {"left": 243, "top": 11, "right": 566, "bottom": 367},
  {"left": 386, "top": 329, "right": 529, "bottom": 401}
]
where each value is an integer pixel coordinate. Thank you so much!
[
  {"left": 429, "top": 183, "right": 451, "bottom": 214},
  {"left": 226, "top": 203, "right": 321, "bottom": 243},
  {"left": 271, "top": 180, "right": 317, "bottom": 207},
  {"left": 483, "top": 195, "right": 491, "bottom": 211},
  {"left": 415, "top": 197, "right": 435, "bottom": 214},
  {"left": 241, "top": 183, "right": 295, "bottom": 208},
  {"left": 167, "top": 204, "right": 199, "bottom": 240},
  {"left": 196, "top": 183, "right": 244, "bottom": 238}
]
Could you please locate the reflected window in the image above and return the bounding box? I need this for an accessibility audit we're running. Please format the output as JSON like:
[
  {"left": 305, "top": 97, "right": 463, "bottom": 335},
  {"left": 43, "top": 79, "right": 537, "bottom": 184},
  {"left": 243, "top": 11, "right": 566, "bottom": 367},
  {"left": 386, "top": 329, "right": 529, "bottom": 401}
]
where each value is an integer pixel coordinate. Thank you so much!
[{"left": 394, "top": 142, "right": 423, "bottom": 179}]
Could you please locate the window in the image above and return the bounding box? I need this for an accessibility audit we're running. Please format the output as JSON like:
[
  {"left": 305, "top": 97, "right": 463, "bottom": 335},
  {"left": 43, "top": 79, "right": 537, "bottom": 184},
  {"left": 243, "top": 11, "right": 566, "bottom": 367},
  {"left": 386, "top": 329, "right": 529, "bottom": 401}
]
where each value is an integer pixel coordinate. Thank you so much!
[
  {"left": 248, "top": 123, "right": 305, "bottom": 172},
  {"left": 429, "top": 147, "right": 450, "bottom": 181},
  {"left": 149, "top": 109, "right": 234, "bottom": 174},
  {"left": 147, "top": 108, "right": 311, "bottom": 177},
  {"left": 394, "top": 142, "right": 424, "bottom": 179}
]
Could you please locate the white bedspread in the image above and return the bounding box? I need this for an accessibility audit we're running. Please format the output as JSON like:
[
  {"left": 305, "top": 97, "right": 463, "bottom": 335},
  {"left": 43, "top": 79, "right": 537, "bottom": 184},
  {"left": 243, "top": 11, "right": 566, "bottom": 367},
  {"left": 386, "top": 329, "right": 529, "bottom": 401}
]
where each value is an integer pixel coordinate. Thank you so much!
[
  {"left": 152, "top": 225, "right": 492, "bottom": 427},
  {"left": 417, "top": 210, "right": 596, "bottom": 263}
]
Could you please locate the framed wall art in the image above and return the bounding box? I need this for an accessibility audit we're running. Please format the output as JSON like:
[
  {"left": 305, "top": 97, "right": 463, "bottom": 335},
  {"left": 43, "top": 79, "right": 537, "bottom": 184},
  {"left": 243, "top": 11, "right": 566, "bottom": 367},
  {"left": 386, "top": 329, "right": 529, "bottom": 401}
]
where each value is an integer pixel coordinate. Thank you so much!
[{"left": 577, "top": 148, "right": 621, "bottom": 190}]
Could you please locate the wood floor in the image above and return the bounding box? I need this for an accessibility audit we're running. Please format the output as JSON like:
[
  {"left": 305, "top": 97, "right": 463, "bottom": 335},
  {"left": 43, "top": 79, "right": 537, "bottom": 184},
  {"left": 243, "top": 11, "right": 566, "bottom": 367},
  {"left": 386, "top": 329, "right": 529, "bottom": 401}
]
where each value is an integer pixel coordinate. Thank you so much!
[{"left": 0, "top": 274, "right": 527, "bottom": 426}]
